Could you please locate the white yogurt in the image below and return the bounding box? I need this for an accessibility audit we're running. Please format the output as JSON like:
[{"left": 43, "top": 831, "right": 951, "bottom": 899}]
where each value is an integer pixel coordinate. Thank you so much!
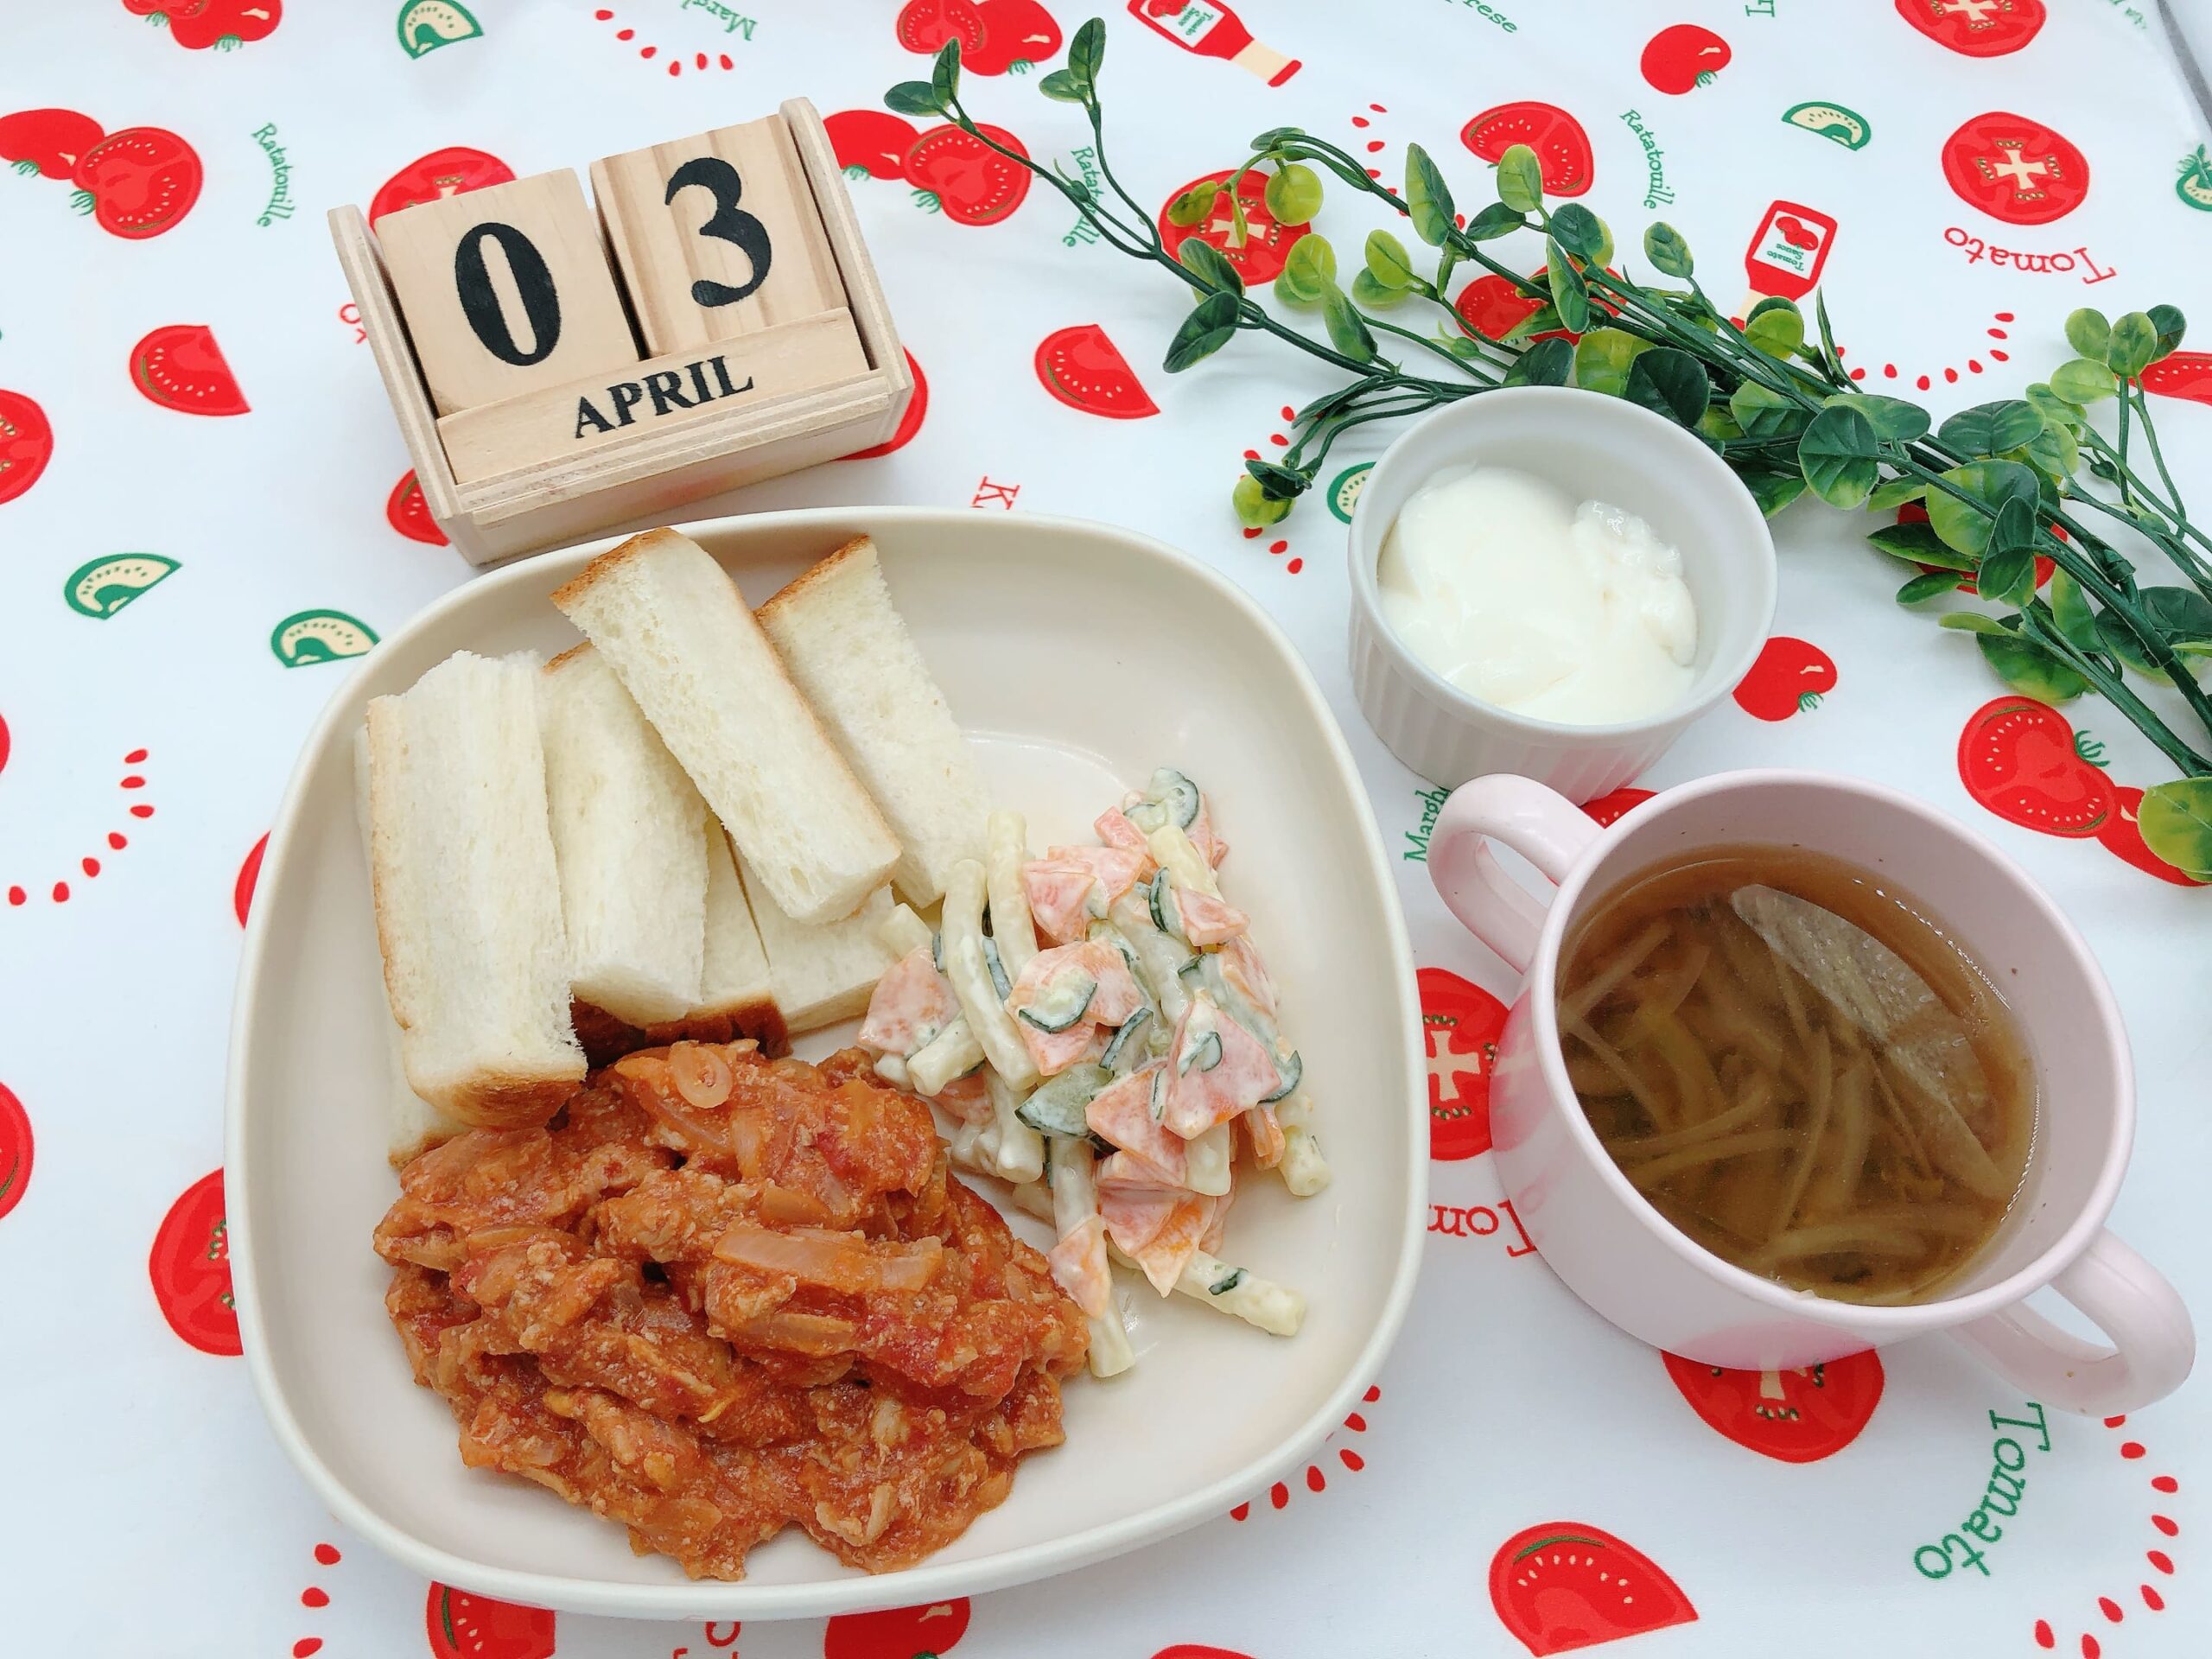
[{"left": 1377, "top": 463, "right": 1698, "bottom": 725}]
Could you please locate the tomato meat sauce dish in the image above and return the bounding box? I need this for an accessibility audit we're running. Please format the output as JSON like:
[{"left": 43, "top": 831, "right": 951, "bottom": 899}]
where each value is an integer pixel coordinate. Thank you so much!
[{"left": 377, "top": 1041, "right": 1087, "bottom": 1580}]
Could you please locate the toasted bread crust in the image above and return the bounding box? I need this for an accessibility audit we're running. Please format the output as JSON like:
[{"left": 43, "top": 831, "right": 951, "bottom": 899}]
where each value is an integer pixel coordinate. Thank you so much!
[
  {"left": 551, "top": 527, "right": 731, "bottom": 613},
  {"left": 438, "top": 1071, "right": 583, "bottom": 1132},
  {"left": 571, "top": 997, "right": 791, "bottom": 1070},
  {"left": 544, "top": 640, "right": 594, "bottom": 673},
  {"left": 758, "top": 535, "right": 874, "bottom": 621}
]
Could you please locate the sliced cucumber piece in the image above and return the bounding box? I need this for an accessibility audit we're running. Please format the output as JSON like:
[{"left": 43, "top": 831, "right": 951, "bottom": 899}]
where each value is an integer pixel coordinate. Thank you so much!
[
  {"left": 1017, "top": 1064, "right": 1111, "bottom": 1137},
  {"left": 982, "top": 937, "right": 1012, "bottom": 1001},
  {"left": 1126, "top": 798, "right": 1167, "bottom": 833},
  {"left": 1016, "top": 969, "right": 1097, "bottom": 1033},
  {"left": 1262, "top": 1048, "right": 1302, "bottom": 1103},
  {"left": 1146, "top": 766, "right": 1202, "bottom": 829},
  {"left": 1100, "top": 1007, "right": 1154, "bottom": 1073},
  {"left": 1147, "top": 869, "right": 1184, "bottom": 938},
  {"left": 1179, "top": 1027, "right": 1224, "bottom": 1075},
  {"left": 931, "top": 930, "right": 944, "bottom": 974},
  {"left": 1149, "top": 1066, "right": 1170, "bottom": 1122}
]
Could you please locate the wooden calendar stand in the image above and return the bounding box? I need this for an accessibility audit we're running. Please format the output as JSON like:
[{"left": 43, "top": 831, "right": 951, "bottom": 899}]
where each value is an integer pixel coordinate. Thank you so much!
[{"left": 331, "top": 99, "right": 911, "bottom": 568}]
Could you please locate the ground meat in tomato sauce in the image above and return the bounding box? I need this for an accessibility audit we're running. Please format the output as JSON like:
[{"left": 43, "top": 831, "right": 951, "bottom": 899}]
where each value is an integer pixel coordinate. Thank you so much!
[{"left": 376, "top": 1042, "right": 1086, "bottom": 1579}]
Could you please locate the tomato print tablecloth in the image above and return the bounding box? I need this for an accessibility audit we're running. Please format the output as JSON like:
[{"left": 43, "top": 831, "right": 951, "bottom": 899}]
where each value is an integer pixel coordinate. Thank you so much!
[{"left": 5, "top": 2, "right": 2212, "bottom": 1655}]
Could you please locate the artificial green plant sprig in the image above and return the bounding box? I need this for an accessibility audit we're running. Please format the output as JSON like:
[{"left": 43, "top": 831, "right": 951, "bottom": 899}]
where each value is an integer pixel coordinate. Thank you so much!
[{"left": 885, "top": 22, "right": 2212, "bottom": 878}]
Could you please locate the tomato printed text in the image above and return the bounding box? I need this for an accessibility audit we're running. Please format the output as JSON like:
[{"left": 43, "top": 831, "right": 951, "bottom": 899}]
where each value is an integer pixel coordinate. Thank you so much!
[
  {"left": 1913, "top": 1402, "right": 2052, "bottom": 1581},
  {"left": 1429, "top": 1199, "right": 1537, "bottom": 1258},
  {"left": 1942, "top": 226, "right": 2116, "bottom": 284},
  {"left": 1618, "top": 110, "right": 1675, "bottom": 208}
]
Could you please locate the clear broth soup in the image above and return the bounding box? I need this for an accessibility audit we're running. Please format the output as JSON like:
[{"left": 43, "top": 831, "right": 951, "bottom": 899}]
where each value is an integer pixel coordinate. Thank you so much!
[{"left": 1557, "top": 847, "right": 2036, "bottom": 1306}]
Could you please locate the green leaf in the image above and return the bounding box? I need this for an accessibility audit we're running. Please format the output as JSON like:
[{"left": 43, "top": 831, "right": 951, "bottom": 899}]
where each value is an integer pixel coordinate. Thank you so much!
[
  {"left": 1320, "top": 283, "right": 1376, "bottom": 364},
  {"left": 1244, "top": 457, "right": 1306, "bottom": 499},
  {"left": 1178, "top": 237, "right": 1243, "bottom": 296},
  {"left": 1249, "top": 125, "right": 1302, "bottom": 152},
  {"left": 1897, "top": 570, "right": 1964, "bottom": 604},
  {"left": 1741, "top": 469, "right": 1808, "bottom": 518},
  {"left": 1263, "top": 162, "right": 1323, "bottom": 227},
  {"left": 1588, "top": 214, "right": 1615, "bottom": 269},
  {"left": 2064, "top": 308, "right": 2111, "bottom": 361},
  {"left": 1699, "top": 406, "right": 1745, "bottom": 442},
  {"left": 1624, "top": 348, "right": 1709, "bottom": 427},
  {"left": 1495, "top": 144, "right": 1543, "bottom": 213},
  {"left": 1503, "top": 335, "right": 1573, "bottom": 387},
  {"left": 2048, "top": 569, "right": 2099, "bottom": 651},
  {"left": 1363, "top": 229, "right": 1417, "bottom": 289},
  {"left": 1275, "top": 232, "right": 1336, "bottom": 302},
  {"left": 884, "top": 80, "right": 943, "bottom": 118},
  {"left": 1546, "top": 243, "right": 1591, "bottom": 334},
  {"left": 1462, "top": 200, "right": 1524, "bottom": 241},
  {"left": 1937, "top": 399, "right": 2044, "bottom": 459},
  {"left": 2024, "top": 382, "right": 2085, "bottom": 431},
  {"left": 931, "top": 40, "right": 962, "bottom": 106},
  {"left": 1732, "top": 380, "right": 1803, "bottom": 438},
  {"left": 1745, "top": 302, "right": 1805, "bottom": 360},
  {"left": 2138, "top": 779, "right": 2212, "bottom": 879},
  {"left": 1500, "top": 302, "right": 1564, "bottom": 345},
  {"left": 2148, "top": 303, "right": 2187, "bottom": 362},
  {"left": 1925, "top": 460, "right": 2040, "bottom": 556},
  {"left": 1573, "top": 327, "right": 1652, "bottom": 397},
  {"left": 1643, "top": 221, "right": 1694, "bottom": 279},
  {"left": 1404, "top": 143, "right": 1456, "bottom": 246},
  {"left": 1548, "top": 202, "right": 1605, "bottom": 260},
  {"left": 1974, "top": 498, "right": 2040, "bottom": 608},
  {"left": 1163, "top": 291, "right": 1239, "bottom": 372},
  {"left": 1166, "top": 181, "right": 1219, "bottom": 227},
  {"left": 2107, "top": 311, "right": 2158, "bottom": 378},
  {"left": 1867, "top": 522, "right": 1973, "bottom": 571},
  {"left": 1826, "top": 393, "right": 1929, "bottom": 443},
  {"left": 1231, "top": 474, "right": 1292, "bottom": 529},
  {"left": 1978, "top": 631, "right": 2087, "bottom": 702},
  {"left": 2007, "top": 421, "right": 2078, "bottom": 481},
  {"left": 1067, "top": 14, "right": 1104, "bottom": 84},
  {"left": 1797, "top": 404, "right": 1882, "bottom": 507},
  {"left": 1867, "top": 474, "right": 1928, "bottom": 511},
  {"left": 2103, "top": 587, "right": 2212, "bottom": 681},
  {"left": 1939, "top": 611, "right": 2012, "bottom": 637},
  {"left": 1349, "top": 267, "right": 1408, "bottom": 309},
  {"left": 2050, "top": 358, "right": 2118, "bottom": 404},
  {"left": 1038, "top": 67, "right": 1085, "bottom": 102}
]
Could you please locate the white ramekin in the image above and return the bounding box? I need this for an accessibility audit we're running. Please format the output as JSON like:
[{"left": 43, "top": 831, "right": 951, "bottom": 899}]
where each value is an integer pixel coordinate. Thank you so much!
[{"left": 1346, "top": 386, "right": 1778, "bottom": 801}]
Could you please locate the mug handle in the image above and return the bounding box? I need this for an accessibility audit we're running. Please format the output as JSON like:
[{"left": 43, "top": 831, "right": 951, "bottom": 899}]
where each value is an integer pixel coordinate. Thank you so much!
[
  {"left": 1948, "top": 1230, "right": 2196, "bottom": 1414},
  {"left": 1428, "top": 776, "right": 1603, "bottom": 975}
]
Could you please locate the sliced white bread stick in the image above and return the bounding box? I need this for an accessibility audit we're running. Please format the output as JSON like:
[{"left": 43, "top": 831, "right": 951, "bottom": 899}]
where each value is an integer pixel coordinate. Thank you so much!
[
  {"left": 550, "top": 528, "right": 899, "bottom": 925},
  {"left": 352, "top": 728, "right": 468, "bottom": 1165},
  {"left": 365, "top": 651, "right": 584, "bottom": 1130},
  {"left": 757, "top": 537, "right": 987, "bottom": 906},
  {"left": 740, "top": 855, "right": 894, "bottom": 1033},
  {"left": 538, "top": 644, "right": 707, "bottom": 1027}
]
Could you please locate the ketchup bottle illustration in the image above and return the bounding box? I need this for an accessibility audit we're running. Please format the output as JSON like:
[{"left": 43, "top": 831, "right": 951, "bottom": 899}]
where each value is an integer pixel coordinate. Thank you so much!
[
  {"left": 1735, "top": 200, "right": 1838, "bottom": 322},
  {"left": 1128, "top": 0, "right": 1301, "bottom": 85}
]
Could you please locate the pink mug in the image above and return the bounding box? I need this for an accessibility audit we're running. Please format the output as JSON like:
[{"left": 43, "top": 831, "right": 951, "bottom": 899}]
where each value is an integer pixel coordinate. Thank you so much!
[{"left": 1428, "top": 769, "right": 2195, "bottom": 1414}]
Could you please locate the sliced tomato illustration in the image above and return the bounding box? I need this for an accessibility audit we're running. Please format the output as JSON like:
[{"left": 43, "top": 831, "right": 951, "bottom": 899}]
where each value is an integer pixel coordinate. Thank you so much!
[
  {"left": 1152, "top": 1649, "right": 1255, "bottom": 1659},
  {"left": 130, "top": 324, "right": 248, "bottom": 416},
  {"left": 1895, "top": 0, "right": 2043, "bottom": 57},
  {"left": 1662, "top": 1351, "right": 1885, "bottom": 1463},
  {"left": 1957, "top": 695, "right": 2114, "bottom": 837},
  {"left": 824, "top": 1598, "right": 971, "bottom": 1659},
  {"left": 0, "top": 1083, "right": 32, "bottom": 1223},
  {"left": 386, "top": 470, "right": 448, "bottom": 544},
  {"left": 1639, "top": 24, "right": 1731, "bottom": 95},
  {"left": 1419, "top": 967, "right": 1507, "bottom": 1162},
  {"left": 903, "top": 124, "right": 1030, "bottom": 225},
  {"left": 2143, "top": 352, "right": 2212, "bottom": 406},
  {"left": 2096, "top": 785, "right": 2205, "bottom": 886},
  {"left": 1491, "top": 1522, "right": 1697, "bottom": 1656},
  {"left": 1035, "top": 324, "right": 1159, "bottom": 418},
  {"left": 844, "top": 349, "right": 928, "bottom": 458},
  {"left": 1461, "top": 102, "right": 1593, "bottom": 198},
  {"left": 125, "top": 0, "right": 283, "bottom": 50},
  {"left": 425, "top": 1583, "right": 556, "bottom": 1659},
  {"left": 1581, "top": 787, "right": 1654, "bottom": 827},
  {"left": 895, "top": 0, "right": 987, "bottom": 57},
  {"left": 1942, "top": 111, "right": 2088, "bottom": 226},
  {"left": 0, "top": 389, "right": 54, "bottom": 505},
  {"left": 369, "top": 144, "right": 513, "bottom": 225},
  {"left": 1158, "top": 168, "right": 1310, "bottom": 286},
  {"left": 827, "top": 109, "right": 921, "bottom": 180},
  {"left": 149, "top": 1169, "right": 240, "bottom": 1356},
  {"left": 72, "top": 125, "right": 201, "bottom": 238},
  {"left": 234, "top": 832, "right": 268, "bottom": 926},
  {"left": 1456, "top": 273, "right": 1554, "bottom": 343},
  {"left": 965, "top": 0, "right": 1061, "bottom": 73},
  {"left": 0, "top": 107, "right": 104, "bottom": 177},
  {"left": 1732, "top": 636, "right": 1834, "bottom": 721}
]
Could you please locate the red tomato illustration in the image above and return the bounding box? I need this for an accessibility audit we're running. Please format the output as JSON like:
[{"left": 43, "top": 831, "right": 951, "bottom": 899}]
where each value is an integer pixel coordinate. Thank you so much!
[
  {"left": 130, "top": 324, "right": 248, "bottom": 416},
  {"left": 369, "top": 145, "right": 514, "bottom": 226},
  {"left": 0, "top": 107, "right": 104, "bottom": 177},
  {"left": 72, "top": 126, "right": 201, "bottom": 238},
  {"left": 0, "top": 390, "right": 54, "bottom": 505},
  {"left": 425, "top": 1583, "right": 556, "bottom": 1659},
  {"left": 1158, "top": 168, "right": 1310, "bottom": 286},
  {"left": 234, "top": 832, "right": 268, "bottom": 926},
  {"left": 824, "top": 1599, "right": 971, "bottom": 1659},
  {"left": 1035, "top": 324, "right": 1159, "bottom": 418},
  {"left": 1942, "top": 111, "right": 2088, "bottom": 226},
  {"left": 149, "top": 1169, "right": 240, "bottom": 1355},
  {"left": 895, "top": 0, "right": 987, "bottom": 56},
  {"left": 2143, "top": 352, "right": 2212, "bottom": 406},
  {"left": 966, "top": 0, "right": 1062, "bottom": 73},
  {"left": 1581, "top": 787, "right": 1654, "bottom": 827},
  {"left": 1154, "top": 1649, "right": 1255, "bottom": 1659},
  {"left": 1662, "top": 1351, "right": 1885, "bottom": 1463},
  {"left": 0, "top": 1083, "right": 32, "bottom": 1223},
  {"left": 1639, "top": 25, "right": 1731, "bottom": 94},
  {"left": 2096, "top": 785, "right": 2205, "bottom": 886},
  {"left": 1461, "top": 102, "right": 1593, "bottom": 198},
  {"left": 124, "top": 0, "right": 283, "bottom": 51},
  {"left": 1732, "top": 636, "right": 1834, "bottom": 721},
  {"left": 1456, "top": 273, "right": 1555, "bottom": 343},
  {"left": 1894, "top": 0, "right": 2043, "bottom": 57},
  {"left": 903, "top": 124, "right": 1031, "bottom": 225},
  {"left": 845, "top": 349, "right": 929, "bottom": 458},
  {"left": 827, "top": 109, "right": 922, "bottom": 180},
  {"left": 1957, "top": 695, "right": 2114, "bottom": 837},
  {"left": 1420, "top": 967, "right": 1507, "bottom": 1162},
  {"left": 387, "top": 471, "right": 448, "bottom": 544},
  {"left": 1491, "top": 1522, "right": 1696, "bottom": 1655}
]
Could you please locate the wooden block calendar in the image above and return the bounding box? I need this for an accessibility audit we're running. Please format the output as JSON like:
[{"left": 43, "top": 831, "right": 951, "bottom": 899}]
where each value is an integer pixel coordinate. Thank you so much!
[{"left": 331, "top": 99, "right": 910, "bottom": 568}]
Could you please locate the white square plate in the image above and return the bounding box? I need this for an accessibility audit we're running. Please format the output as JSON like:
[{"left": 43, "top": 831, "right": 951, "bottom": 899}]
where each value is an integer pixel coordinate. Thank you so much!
[{"left": 226, "top": 506, "right": 1427, "bottom": 1619}]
